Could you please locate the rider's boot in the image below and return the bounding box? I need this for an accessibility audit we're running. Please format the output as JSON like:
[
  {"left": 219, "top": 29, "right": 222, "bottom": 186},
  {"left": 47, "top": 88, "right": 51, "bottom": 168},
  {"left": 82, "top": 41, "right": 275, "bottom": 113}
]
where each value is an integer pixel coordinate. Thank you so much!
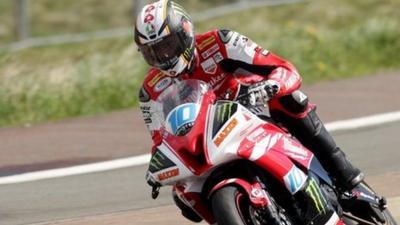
[
  {"left": 271, "top": 90, "right": 364, "bottom": 190},
  {"left": 277, "top": 106, "right": 364, "bottom": 191}
]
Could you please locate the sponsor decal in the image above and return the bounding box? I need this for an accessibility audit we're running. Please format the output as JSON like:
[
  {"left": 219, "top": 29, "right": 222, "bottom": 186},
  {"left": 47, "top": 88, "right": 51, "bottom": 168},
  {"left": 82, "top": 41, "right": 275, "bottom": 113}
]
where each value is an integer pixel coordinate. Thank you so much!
[
  {"left": 214, "top": 118, "right": 238, "bottom": 147},
  {"left": 154, "top": 77, "right": 172, "bottom": 92},
  {"left": 146, "top": 23, "right": 156, "bottom": 36},
  {"left": 148, "top": 150, "right": 176, "bottom": 173},
  {"left": 283, "top": 138, "right": 308, "bottom": 160},
  {"left": 255, "top": 46, "right": 269, "bottom": 56},
  {"left": 285, "top": 72, "right": 300, "bottom": 90},
  {"left": 145, "top": 4, "right": 155, "bottom": 13},
  {"left": 218, "top": 29, "right": 233, "bottom": 43},
  {"left": 144, "top": 5, "right": 155, "bottom": 23},
  {"left": 209, "top": 73, "right": 226, "bottom": 89},
  {"left": 232, "top": 35, "right": 240, "bottom": 47},
  {"left": 158, "top": 168, "right": 180, "bottom": 181},
  {"left": 284, "top": 166, "right": 307, "bottom": 194},
  {"left": 182, "top": 47, "right": 193, "bottom": 61},
  {"left": 243, "top": 113, "right": 252, "bottom": 121},
  {"left": 139, "top": 87, "right": 150, "bottom": 102},
  {"left": 212, "top": 102, "right": 238, "bottom": 137},
  {"left": 213, "top": 52, "right": 224, "bottom": 63},
  {"left": 144, "top": 14, "right": 155, "bottom": 24},
  {"left": 247, "top": 127, "right": 265, "bottom": 142},
  {"left": 304, "top": 178, "right": 328, "bottom": 214},
  {"left": 216, "top": 102, "right": 234, "bottom": 123},
  {"left": 245, "top": 38, "right": 253, "bottom": 47},
  {"left": 148, "top": 72, "right": 165, "bottom": 87},
  {"left": 198, "top": 36, "right": 216, "bottom": 50},
  {"left": 298, "top": 91, "right": 308, "bottom": 103},
  {"left": 140, "top": 104, "right": 152, "bottom": 124},
  {"left": 201, "top": 44, "right": 220, "bottom": 59},
  {"left": 201, "top": 58, "right": 217, "bottom": 74}
]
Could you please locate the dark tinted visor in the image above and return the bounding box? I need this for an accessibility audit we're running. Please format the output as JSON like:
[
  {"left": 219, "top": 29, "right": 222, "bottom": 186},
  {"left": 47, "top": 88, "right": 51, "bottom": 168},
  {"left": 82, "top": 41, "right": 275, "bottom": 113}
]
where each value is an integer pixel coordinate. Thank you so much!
[{"left": 139, "top": 34, "right": 184, "bottom": 70}]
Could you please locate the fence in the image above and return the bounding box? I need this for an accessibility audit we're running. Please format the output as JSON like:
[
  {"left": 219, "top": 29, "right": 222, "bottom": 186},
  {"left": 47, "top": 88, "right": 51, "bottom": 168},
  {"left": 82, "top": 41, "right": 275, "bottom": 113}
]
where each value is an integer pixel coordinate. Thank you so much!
[{"left": 5, "top": 0, "right": 303, "bottom": 51}]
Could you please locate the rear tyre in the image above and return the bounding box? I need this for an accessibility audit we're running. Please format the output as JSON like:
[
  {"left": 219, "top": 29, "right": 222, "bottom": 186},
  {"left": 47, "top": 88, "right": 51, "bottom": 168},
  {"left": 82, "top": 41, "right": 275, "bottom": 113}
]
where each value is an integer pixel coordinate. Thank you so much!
[{"left": 211, "top": 186, "right": 292, "bottom": 225}]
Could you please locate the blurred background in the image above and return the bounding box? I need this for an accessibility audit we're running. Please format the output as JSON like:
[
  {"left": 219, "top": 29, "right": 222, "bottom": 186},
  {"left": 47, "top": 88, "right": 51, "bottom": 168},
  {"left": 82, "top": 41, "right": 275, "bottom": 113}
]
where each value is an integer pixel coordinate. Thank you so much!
[
  {"left": 0, "top": 0, "right": 399, "bottom": 127},
  {"left": 0, "top": 1, "right": 399, "bottom": 225}
]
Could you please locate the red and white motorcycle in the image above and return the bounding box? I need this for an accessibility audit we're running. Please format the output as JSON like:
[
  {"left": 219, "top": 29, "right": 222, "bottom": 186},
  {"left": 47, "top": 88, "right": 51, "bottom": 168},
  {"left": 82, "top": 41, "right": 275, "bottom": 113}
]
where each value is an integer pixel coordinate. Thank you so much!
[{"left": 146, "top": 79, "right": 397, "bottom": 225}]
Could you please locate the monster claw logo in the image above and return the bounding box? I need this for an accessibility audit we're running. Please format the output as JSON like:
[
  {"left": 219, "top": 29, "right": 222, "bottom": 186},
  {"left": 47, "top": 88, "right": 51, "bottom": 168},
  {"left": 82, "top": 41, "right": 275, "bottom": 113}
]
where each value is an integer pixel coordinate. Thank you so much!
[
  {"left": 146, "top": 24, "right": 156, "bottom": 36},
  {"left": 305, "top": 178, "right": 328, "bottom": 214},
  {"left": 148, "top": 149, "right": 176, "bottom": 173}
]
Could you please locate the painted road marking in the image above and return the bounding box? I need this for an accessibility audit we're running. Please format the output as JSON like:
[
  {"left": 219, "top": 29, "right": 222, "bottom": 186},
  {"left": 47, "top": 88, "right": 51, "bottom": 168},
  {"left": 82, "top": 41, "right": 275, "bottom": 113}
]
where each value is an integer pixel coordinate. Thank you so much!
[
  {"left": 0, "top": 110, "right": 400, "bottom": 185},
  {"left": 0, "top": 154, "right": 151, "bottom": 185}
]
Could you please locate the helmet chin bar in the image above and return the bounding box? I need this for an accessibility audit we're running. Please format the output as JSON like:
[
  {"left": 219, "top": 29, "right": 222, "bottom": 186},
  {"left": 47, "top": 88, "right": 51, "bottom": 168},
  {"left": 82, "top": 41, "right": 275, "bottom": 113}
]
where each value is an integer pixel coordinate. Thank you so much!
[{"left": 163, "top": 55, "right": 191, "bottom": 77}]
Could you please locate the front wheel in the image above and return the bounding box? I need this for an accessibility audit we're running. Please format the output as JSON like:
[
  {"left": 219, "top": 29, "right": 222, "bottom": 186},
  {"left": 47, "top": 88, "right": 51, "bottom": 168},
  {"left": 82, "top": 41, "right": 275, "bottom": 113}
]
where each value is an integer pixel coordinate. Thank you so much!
[
  {"left": 381, "top": 209, "right": 398, "bottom": 225},
  {"left": 211, "top": 186, "right": 293, "bottom": 225}
]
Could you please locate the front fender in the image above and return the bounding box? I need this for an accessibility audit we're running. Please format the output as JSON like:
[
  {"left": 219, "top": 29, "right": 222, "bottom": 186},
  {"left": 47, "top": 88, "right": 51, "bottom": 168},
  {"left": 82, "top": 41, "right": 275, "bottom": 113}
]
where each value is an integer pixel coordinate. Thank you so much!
[{"left": 207, "top": 178, "right": 271, "bottom": 208}]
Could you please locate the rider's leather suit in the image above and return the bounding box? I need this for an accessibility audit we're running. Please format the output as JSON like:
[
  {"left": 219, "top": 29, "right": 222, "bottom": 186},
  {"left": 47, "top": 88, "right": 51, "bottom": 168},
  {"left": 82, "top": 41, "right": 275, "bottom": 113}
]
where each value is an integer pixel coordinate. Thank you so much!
[{"left": 139, "top": 29, "right": 362, "bottom": 222}]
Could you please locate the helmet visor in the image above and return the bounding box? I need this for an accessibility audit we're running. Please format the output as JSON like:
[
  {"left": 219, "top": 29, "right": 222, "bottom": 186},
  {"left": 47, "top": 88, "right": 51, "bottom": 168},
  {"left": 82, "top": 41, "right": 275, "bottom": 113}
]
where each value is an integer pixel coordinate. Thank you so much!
[{"left": 139, "top": 33, "right": 185, "bottom": 70}]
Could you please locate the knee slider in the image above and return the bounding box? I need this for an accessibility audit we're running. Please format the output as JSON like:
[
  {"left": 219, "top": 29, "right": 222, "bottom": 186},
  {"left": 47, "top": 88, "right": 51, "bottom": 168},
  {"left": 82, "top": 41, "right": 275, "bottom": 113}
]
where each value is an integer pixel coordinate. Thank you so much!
[{"left": 278, "top": 90, "right": 309, "bottom": 114}]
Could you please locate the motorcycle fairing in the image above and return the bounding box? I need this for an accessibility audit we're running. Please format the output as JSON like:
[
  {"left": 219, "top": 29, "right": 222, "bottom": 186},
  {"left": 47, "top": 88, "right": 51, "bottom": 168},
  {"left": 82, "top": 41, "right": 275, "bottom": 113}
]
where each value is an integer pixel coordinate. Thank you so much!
[
  {"left": 205, "top": 101, "right": 315, "bottom": 195},
  {"left": 205, "top": 101, "right": 266, "bottom": 165},
  {"left": 148, "top": 142, "right": 195, "bottom": 186}
]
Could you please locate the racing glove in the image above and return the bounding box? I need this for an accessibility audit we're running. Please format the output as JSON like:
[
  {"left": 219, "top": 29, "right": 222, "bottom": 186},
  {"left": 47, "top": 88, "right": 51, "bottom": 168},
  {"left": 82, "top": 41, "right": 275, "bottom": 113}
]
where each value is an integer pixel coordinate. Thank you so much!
[{"left": 248, "top": 80, "right": 280, "bottom": 105}]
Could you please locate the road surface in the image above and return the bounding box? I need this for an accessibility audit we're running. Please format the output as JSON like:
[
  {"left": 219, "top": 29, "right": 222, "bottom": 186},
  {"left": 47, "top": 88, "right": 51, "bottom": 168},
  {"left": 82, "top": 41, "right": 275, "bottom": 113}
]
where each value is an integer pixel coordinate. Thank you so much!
[{"left": 0, "top": 72, "right": 399, "bottom": 224}]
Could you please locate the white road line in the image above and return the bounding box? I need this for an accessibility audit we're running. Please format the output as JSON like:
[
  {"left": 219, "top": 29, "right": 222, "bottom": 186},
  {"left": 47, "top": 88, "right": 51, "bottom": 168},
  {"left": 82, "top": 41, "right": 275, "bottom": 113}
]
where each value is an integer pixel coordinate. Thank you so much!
[
  {"left": 0, "top": 110, "right": 400, "bottom": 185},
  {"left": 326, "top": 111, "right": 400, "bottom": 131},
  {"left": 0, "top": 154, "right": 150, "bottom": 185}
]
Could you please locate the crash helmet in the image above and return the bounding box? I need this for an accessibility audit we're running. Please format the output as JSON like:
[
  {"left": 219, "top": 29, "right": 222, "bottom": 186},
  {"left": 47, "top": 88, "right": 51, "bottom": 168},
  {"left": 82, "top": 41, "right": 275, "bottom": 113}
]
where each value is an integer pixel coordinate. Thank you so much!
[{"left": 134, "top": 0, "right": 195, "bottom": 77}]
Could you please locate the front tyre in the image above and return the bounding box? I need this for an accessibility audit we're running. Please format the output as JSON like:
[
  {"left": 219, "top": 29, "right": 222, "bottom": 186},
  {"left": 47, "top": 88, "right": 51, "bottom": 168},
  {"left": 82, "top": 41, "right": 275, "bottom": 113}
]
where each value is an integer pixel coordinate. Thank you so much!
[
  {"left": 211, "top": 186, "right": 292, "bottom": 225},
  {"left": 382, "top": 209, "right": 398, "bottom": 225}
]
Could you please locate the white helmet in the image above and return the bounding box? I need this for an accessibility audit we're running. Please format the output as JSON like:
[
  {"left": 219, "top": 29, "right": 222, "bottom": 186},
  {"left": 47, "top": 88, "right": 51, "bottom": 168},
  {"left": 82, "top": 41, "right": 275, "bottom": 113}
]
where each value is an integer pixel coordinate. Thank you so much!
[{"left": 134, "top": 0, "right": 195, "bottom": 77}]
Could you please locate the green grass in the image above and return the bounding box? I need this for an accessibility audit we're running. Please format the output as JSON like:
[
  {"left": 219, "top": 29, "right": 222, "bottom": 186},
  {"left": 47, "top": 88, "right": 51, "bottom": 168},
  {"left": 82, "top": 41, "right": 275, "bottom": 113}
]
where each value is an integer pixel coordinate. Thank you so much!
[
  {"left": 0, "top": 0, "right": 233, "bottom": 43},
  {"left": 0, "top": 0, "right": 399, "bottom": 127}
]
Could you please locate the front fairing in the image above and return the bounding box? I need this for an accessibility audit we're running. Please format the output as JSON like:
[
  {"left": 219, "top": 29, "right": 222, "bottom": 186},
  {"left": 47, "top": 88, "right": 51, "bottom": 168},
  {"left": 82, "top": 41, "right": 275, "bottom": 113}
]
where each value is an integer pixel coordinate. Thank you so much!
[{"left": 147, "top": 101, "right": 215, "bottom": 186}]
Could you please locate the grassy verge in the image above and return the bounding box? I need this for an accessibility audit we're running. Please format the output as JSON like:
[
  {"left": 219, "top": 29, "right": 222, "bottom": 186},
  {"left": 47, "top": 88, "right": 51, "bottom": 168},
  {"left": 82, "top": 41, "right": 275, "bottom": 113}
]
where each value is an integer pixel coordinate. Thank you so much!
[
  {"left": 0, "top": 0, "right": 232, "bottom": 44},
  {"left": 0, "top": 0, "right": 399, "bottom": 127}
]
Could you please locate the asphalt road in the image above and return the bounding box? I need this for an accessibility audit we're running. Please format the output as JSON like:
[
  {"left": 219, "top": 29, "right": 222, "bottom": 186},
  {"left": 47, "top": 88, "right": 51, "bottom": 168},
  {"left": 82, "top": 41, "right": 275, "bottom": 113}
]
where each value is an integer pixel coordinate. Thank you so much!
[
  {"left": 1, "top": 72, "right": 399, "bottom": 225},
  {"left": 1, "top": 121, "right": 400, "bottom": 225}
]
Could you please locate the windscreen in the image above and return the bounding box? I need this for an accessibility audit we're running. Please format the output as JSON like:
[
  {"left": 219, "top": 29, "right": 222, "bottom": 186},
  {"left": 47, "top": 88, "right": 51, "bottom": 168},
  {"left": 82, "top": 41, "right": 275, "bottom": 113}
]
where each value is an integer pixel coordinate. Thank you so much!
[{"left": 155, "top": 79, "right": 209, "bottom": 136}]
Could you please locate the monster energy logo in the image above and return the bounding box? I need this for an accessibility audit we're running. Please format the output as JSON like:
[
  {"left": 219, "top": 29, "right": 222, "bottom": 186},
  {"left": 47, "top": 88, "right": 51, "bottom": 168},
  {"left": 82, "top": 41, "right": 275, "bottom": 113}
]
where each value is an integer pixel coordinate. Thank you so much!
[
  {"left": 217, "top": 102, "right": 234, "bottom": 123},
  {"left": 149, "top": 150, "right": 175, "bottom": 173},
  {"left": 182, "top": 47, "right": 192, "bottom": 61},
  {"left": 305, "top": 178, "right": 328, "bottom": 214},
  {"left": 212, "top": 102, "right": 238, "bottom": 138}
]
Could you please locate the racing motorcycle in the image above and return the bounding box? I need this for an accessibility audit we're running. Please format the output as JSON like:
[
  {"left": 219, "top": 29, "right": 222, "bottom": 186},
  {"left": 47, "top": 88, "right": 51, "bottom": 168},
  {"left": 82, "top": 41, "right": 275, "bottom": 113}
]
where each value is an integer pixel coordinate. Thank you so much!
[{"left": 145, "top": 79, "right": 397, "bottom": 225}]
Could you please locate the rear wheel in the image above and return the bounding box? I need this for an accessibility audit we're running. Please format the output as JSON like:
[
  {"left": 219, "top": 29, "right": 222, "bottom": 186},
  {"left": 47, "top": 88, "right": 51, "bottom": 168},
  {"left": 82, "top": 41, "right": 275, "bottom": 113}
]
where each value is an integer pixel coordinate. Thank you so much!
[{"left": 211, "top": 186, "right": 292, "bottom": 225}]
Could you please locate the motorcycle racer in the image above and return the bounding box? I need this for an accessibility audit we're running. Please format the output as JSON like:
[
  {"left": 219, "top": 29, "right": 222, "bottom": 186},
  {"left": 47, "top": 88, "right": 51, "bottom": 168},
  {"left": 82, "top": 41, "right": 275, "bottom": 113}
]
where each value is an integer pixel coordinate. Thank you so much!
[{"left": 134, "top": 0, "right": 364, "bottom": 222}]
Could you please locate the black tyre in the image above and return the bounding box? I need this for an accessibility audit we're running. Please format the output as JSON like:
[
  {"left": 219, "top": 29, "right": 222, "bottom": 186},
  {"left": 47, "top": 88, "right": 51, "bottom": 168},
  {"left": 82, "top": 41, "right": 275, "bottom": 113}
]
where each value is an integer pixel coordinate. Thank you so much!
[
  {"left": 380, "top": 209, "right": 398, "bottom": 225},
  {"left": 211, "top": 186, "right": 292, "bottom": 225}
]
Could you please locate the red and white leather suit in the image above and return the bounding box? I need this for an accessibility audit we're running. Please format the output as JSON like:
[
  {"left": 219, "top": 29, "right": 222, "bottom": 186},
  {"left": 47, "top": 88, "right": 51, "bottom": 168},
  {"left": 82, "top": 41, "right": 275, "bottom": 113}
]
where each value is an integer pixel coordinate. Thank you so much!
[{"left": 139, "top": 29, "right": 311, "bottom": 152}]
